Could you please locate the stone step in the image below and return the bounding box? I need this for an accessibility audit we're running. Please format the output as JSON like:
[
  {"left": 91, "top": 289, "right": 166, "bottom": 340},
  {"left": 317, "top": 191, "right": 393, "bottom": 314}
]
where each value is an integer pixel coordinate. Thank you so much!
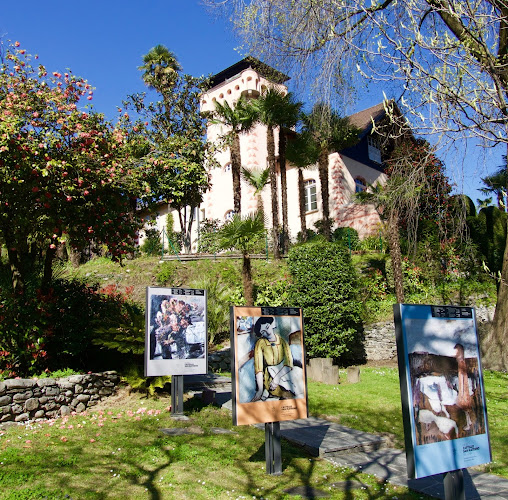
[{"left": 277, "top": 417, "right": 387, "bottom": 457}]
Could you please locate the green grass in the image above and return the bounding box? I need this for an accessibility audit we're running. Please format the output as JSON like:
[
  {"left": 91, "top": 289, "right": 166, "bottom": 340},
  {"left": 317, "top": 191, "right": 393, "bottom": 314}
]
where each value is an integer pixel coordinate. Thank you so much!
[
  {"left": 1, "top": 367, "right": 506, "bottom": 498},
  {"left": 0, "top": 391, "right": 428, "bottom": 500},
  {"left": 308, "top": 367, "right": 508, "bottom": 478}
]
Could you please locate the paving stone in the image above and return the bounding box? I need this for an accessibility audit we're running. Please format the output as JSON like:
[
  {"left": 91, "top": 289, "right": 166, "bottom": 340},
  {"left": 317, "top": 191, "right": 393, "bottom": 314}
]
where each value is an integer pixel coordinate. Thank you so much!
[{"left": 160, "top": 426, "right": 204, "bottom": 436}]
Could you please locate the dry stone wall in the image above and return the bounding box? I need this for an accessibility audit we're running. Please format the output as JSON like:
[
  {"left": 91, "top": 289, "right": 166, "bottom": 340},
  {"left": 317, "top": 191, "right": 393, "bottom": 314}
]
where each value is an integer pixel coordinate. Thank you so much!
[{"left": 0, "top": 371, "right": 119, "bottom": 423}]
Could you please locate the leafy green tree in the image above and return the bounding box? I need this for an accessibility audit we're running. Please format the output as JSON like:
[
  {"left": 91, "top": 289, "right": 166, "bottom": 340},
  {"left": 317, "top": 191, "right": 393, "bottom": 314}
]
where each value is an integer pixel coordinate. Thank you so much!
[
  {"left": 127, "top": 48, "right": 213, "bottom": 253},
  {"left": 211, "top": 97, "right": 257, "bottom": 215},
  {"left": 357, "top": 137, "right": 452, "bottom": 302},
  {"left": 253, "top": 89, "right": 302, "bottom": 254},
  {"left": 218, "top": 211, "right": 265, "bottom": 306},
  {"left": 0, "top": 43, "right": 143, "bottom": 293},
  {"left": 300, "top": 104, "right": 359, "bottom": 241}
]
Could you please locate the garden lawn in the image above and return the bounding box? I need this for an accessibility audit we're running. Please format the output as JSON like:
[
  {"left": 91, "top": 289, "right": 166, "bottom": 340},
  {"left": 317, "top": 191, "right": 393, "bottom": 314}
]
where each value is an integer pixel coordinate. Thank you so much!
[
  {"left": 308, "top": 367, "right": 508, "bottom": 478},
  {"left": 0, "top": 390, "right": 428, "bottom": 500}
]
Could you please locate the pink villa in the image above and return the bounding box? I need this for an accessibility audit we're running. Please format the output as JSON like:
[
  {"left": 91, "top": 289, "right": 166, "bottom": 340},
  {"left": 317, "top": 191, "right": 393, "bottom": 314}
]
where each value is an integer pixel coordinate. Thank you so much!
[{"left": 141, "top": 58, "right": 389, "bottom": 253}]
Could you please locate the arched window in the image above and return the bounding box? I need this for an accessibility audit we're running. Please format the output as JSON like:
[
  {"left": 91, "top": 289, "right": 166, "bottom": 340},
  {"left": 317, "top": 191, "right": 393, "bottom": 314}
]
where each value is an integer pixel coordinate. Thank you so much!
[
  {"left": 304, "top": 179, "right": 317, "bottom": 212},
  {"left": 355, "top": 177, "right": 367, "bottom": 193},
  {"left": 223, "top": 162, "right": 232, "bottom": 173},
  {"left": 225, "top": 210, "right": 236, "bottom": 222}
]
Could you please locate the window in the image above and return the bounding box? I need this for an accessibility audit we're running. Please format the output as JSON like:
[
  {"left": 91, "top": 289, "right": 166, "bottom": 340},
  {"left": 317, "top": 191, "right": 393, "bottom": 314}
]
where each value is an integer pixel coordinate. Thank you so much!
[
  {"left": 225, "top": 210, "right": 236, "bottom": 221},
  {"left": 304, "top": 180, "right": 317, "bottom": 212},
  {"left": 355, "top": 177, "right": 367, "bottom": 193},
  {"left": 367, "top": 136, "right": 382, "bottom": 163},
  {"left": 224, "top": 162, "right": 232, "bottom": 172}
]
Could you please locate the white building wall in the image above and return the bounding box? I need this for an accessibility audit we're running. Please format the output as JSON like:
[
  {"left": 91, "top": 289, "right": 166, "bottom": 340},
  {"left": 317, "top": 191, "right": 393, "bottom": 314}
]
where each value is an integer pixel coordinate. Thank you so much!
[{"left": 141, "top": 64, "right": 386, "bottom": 252}]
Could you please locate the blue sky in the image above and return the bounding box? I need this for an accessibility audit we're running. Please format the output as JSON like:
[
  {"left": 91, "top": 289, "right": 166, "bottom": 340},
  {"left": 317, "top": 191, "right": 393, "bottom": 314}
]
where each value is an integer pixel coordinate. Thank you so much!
[{"left": 1, "top": 0, "right": 500, "bottom": 203}]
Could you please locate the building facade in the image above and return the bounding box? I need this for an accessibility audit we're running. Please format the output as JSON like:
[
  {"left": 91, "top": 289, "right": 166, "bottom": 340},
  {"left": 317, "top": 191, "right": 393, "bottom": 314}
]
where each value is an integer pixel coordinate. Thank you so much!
[{"left": 140, "top": 58, "right": 388, "bottom": 253}]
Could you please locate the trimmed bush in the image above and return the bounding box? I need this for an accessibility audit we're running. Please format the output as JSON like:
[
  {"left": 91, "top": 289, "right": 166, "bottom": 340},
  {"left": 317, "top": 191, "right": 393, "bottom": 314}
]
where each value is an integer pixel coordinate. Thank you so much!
[
  {"left": 287, "top": 240, "right": 365, "bottom": 366},
  {"left": 332, "top": 226, "right": 360, "bottom": 250}
]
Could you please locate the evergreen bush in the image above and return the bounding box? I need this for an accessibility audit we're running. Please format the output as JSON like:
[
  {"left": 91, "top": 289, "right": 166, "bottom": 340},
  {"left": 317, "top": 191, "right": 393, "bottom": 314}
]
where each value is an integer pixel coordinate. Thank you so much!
[
  {"left": 287, "top": 240, "right": 365, "bottom": 366},
  {"left": 332, "top": 227, "right": 360, "bottom": 250},
  {"left": 140, "top": 227, "right": 162, "bottom": 256}
]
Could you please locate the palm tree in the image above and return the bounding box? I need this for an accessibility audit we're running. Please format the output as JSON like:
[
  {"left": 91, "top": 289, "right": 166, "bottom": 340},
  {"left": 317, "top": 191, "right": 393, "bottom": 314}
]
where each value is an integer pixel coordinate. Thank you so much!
[
  {"left": 218, "top": 211, "right": 265, "bottom": 306},
  {"left": 254, "top": 88, "right": 302, "bottom": 256},
  {"left": 212, "top": 97, "right": 257, "bottom": 215},
  {"left": 286, "top": 131, "right": 320, "bottom": 242},
  {"left": 139, "top": 45, "right": 181, "bottom": 93},
  {"left": 301, "top": 104, "right": 359, "bottom": 240},
  {"left": 139, "top": 45, "right": 181, "bottom": 127},
  {"left": 481, "top": 161, "right": 508, "bottom": 212},
  {"left": 241, "top": 166, "right": 270, "bottom": 215}
]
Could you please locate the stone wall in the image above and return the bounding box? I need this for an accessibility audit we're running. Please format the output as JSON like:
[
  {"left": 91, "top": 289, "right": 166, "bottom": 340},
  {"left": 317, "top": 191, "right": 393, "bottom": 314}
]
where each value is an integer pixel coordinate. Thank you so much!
[
  {"left": 0, "top": 371, "right": 119, "bottom": 423},
  {"left": 208, "top": 348, "right": 231, "bottom": 373},
  {"left": 363, "top": 306, "right": 495, "bottom": 362}
]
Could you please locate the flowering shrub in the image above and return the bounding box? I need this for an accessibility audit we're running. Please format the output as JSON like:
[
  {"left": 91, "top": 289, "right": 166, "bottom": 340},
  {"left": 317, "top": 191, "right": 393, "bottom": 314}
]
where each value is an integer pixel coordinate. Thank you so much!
[
  {"left": 0, "top": 275, "right": 136, "bottom": 378},
  {"left": 0, "top": 43, "right": 145, "bottom": 293}
]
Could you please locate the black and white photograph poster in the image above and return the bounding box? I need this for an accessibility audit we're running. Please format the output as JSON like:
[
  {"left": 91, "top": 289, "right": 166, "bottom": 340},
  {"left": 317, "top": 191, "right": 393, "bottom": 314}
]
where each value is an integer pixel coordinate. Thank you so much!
[{"left": 145, "top": 287, "right": 207, "bottom": 376}]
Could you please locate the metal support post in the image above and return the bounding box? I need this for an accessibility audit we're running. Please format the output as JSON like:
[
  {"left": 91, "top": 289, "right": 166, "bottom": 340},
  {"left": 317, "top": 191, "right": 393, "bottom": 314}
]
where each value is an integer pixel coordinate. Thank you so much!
[
  {"left": 265, "top": 421, "right": 282, "bottom": 475},
  {"left": 443, "top": 469, "right": 465, "bottom": 500},
  {"left": 171, "top": 375, "right": 184, "bottom": 416}
]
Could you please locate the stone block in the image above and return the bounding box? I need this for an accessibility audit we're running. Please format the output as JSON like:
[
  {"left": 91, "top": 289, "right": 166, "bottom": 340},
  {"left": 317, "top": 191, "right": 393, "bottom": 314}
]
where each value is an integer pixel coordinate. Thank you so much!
[
  {"left": 60, "top": 405, "right": 71, "bottom": 416},
  {"left": 68, "top": 375, "right": 85, "bottom": 384},
  {"left": 321, "top": 366, "right": 340, "bottom": 385},
  {"left": 11, "top": 404, "right": 23, "bottom": 414},
  {"left": 307, "top": 358, "right": 339, "bottom": 385},
  {"left": 74, "top": 384, "right": 83, "bottom": 394},
  {"left": 99, "top": 387, "right": 113, "bottom": 396},
  {"left": 38, "top": 396, "right": 48, "bottom": 404},
  {"left": 75, "top": 394, "right": 91, "bottom": 403},
  {"left": 75, "top": 402, "right": 86, "bottom": 413},
  {"left": 44, "top": 401, "right": 56, "bottom": 411},
  {"left": 58, "top": 381, "right": 75, "bottom": 391},
  {"left": 15, "top": 413, "right": 29, "bottom": 422},
  {"left": 4, "top": 379, "right": 35, "bottom": 390},
  {"left": 45, "top": 386, "right": 60, "bottom": 396},
  {"left": 25, "top": 398, "right": 39, "bottom": 412},
  {"left": 13, "top": 391, "right": 33, "bottom": 402},
  {"left": 0, "top": 395, "right": 12, "bottom": 406},
  {"left": 37, "top": 378, "right": 57, "bottom": 387},
  {"left": 1, "top": 414, "right": 13, "bottom": 422},
  {"left": 0, "top": 405, "right": 11, "bottom": 415},
  {"left": 0, "top": 382, "right": 5, "bottom": 395},
  {"left": 34, "top": 410, "right": 45, "bottom": 419},
  {"left": 347, "top": 366, "right": 361, "bottom": 384}
]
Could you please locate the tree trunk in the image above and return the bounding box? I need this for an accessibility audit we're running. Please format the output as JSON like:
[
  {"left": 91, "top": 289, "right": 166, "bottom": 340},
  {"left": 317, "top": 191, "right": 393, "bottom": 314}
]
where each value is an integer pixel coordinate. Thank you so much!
[
  {"left": 231, "top": 133, "right": 242, "bottom": 215},
  {"left": 318, "top": 149, "right": 331, "bottom": 241},
  {"left": 279, "top": 130, "right": 289, "bottom": 254},
  {"left": 267, "top": 125, "right": 280, "bottom": 259},
  {"left": 242, "top": 253, "right": 254, "bottom": 306},
  {"left": 485, "top": 158, "right": 508, "bottom": 369},
  {"left": 298, "top": 168, "right": 307, "bottom": 242},
  {"left": 41, "top": 245, "right": 57, "bottom": 293},
  {"left": 387, "top": 208, "right": 405, "bottom": 303},
  {"left": 178, "top": 206, "right": 194, "bottom": 254}
]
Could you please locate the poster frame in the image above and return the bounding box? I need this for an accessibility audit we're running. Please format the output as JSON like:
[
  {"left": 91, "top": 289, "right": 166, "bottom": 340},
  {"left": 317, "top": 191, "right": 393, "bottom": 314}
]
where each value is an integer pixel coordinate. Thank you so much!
[
  {"left": 145, "top": 286, "right": 207, "bottom": 377},
  {"left": 394, "top": 303, "right": 491, "bottom": 479},
  {"left": 230, "top": 306, "right": 309, "bottom": 426}
]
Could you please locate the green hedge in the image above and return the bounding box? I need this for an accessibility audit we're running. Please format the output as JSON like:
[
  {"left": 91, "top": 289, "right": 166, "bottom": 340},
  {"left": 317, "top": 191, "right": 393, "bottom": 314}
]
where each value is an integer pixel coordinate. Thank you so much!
[{"left": 287, "top": 240, "right": 365, "bottom": 366}]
